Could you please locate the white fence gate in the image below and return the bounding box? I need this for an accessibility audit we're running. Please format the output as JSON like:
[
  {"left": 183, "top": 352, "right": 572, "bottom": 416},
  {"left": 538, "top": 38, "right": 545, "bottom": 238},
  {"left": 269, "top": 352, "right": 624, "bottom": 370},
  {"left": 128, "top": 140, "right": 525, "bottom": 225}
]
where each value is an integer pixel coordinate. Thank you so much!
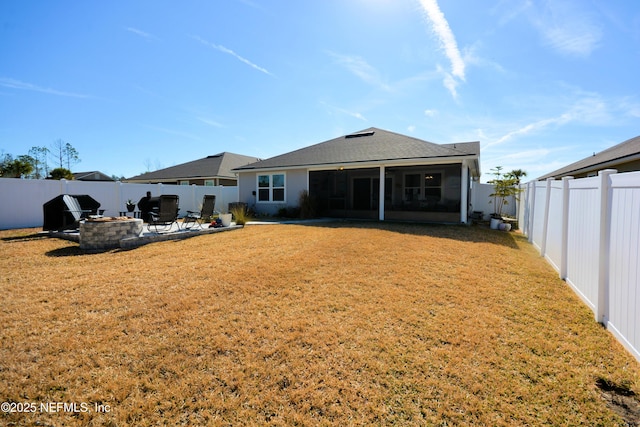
[
  {"left": 0, "top": 178, "right": 239, "bottom": 230},
  {"left": 518, "top": 170, "right": 640, "bottom": 362}
]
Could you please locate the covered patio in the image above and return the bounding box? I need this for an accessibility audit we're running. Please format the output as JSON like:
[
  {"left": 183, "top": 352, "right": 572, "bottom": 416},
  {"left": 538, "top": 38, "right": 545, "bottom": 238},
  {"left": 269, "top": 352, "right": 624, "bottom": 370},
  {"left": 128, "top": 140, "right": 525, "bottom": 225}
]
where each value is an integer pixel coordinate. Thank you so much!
[
  {"left": 309, "top": 163, "right": 469, "bottom": 223},
  {"left": 235, "top": 127, "right": 480, "bottom": 224}
]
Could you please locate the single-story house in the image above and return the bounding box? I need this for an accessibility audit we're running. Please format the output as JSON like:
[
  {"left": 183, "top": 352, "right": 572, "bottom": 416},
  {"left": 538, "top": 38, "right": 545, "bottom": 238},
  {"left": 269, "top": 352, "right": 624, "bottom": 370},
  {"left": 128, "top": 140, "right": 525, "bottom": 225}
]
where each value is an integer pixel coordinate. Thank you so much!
[
  {"left": 537, "top": 135, "right": 640, "bottom": 180},
  {"left": 234, "top": 127, "right": 481, "bottom": 223},
  {"left": 73, "top": 171, "right": 114, "bottom": 181},
  {"left": 126, "top": 152, "right": 261, "bottom": 186}
]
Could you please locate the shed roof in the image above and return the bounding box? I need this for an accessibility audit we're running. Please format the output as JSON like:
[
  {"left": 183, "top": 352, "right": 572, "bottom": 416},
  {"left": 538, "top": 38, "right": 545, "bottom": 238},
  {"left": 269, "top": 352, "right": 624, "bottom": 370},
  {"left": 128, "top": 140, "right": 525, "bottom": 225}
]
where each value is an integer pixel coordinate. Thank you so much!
[{"left": 234, "top": 127, "right": 480, "bottom": 175}]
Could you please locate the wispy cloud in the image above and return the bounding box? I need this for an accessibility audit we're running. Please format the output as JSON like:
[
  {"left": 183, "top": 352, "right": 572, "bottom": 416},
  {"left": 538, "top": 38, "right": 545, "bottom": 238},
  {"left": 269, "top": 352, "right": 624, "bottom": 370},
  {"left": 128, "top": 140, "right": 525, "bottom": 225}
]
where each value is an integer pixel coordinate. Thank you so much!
[
  {"left": 417, "top": 0, "right": 465, "bottom": 81},
  {"left": 0, "top": 78, "right": 89, "bottom": 98},
  {"left": 320, "top": 101, "right": 367, "bottom": 121},
  {"left": 532, "top": 2, "right": 602, "bottom": 57},
  {"left": 147, "top": 125, "right": 202, "bottom": 141},
  {"left": 326, "top": 52, "right": 391, "bottom": 92},
  {"left": 486, "top": 116, "right": 567, "bottom": 149},
  {"left": 126, "top": 27, "right": 159, "bottom": 41},
  {"left": 462, "top": 43, "right": 506, "bottom": 74},
  {"left": 436, "top": 65, "right": 460, "bottom": 100},
  {"left": 484, "top": 94, "right": 613, "bottom": 150},
  {"left": 191, "top": 35, "right": 274, "bottom": 77},
  {"left": 196, "top": 117, "right": 224, "bottom": 128},
  {"left": 490, "top": 0, "right": 532, "bottom": 26},
  {"left": 235, "top": 0, "right": 265, "bottom": 11}
]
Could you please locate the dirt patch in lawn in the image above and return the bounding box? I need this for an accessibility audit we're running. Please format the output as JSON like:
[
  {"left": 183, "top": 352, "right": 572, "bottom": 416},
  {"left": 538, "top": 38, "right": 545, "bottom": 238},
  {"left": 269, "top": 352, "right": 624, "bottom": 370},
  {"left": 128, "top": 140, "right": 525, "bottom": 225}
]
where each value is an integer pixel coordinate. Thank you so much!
[
  {"left": 1, "top": 222, "right": 638, "bottom": 426},
  {"left": 597, "top": 378, "right": 640, "bottom": 426}
]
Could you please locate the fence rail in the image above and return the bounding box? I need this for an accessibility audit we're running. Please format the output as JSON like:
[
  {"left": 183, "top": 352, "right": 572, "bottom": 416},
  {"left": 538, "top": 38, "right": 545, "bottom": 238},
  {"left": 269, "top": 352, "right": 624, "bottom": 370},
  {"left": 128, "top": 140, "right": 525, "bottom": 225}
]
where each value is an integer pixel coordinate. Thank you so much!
[
  {"left": 518, "top": 170, "right": 640, "bottom": 362},
  {"left": 0, "top": 178, "right": 238, "bottom": 230}
]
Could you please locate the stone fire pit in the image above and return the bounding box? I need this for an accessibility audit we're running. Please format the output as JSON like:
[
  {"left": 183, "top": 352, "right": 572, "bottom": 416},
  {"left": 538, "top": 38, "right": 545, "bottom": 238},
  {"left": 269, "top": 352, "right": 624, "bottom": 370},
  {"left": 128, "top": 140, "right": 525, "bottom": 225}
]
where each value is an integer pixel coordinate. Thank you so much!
[{"left": 79, "top": 217, "right": 143, "bottom": 251}]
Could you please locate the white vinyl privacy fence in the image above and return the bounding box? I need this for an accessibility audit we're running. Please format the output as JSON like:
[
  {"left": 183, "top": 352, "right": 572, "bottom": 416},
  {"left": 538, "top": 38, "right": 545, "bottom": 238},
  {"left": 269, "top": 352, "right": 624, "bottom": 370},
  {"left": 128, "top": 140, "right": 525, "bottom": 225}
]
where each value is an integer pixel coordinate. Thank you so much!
[
  {"left": 0, "top": 178, "right": 239, "bottom": 230},
  {"left": 518, "top": 170, "right": 640, "bottom": 362}
]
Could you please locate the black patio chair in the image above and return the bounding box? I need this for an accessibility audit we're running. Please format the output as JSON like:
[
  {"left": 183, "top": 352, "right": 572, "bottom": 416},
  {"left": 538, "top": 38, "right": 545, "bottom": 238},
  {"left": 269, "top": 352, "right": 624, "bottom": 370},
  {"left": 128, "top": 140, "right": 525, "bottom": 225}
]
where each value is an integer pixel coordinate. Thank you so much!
[
  {"left": 182, "top": 194, "right": 216, "bottom": 230},
  {"left": 147, "top": 195, "right": 179, "bottom": 233}
]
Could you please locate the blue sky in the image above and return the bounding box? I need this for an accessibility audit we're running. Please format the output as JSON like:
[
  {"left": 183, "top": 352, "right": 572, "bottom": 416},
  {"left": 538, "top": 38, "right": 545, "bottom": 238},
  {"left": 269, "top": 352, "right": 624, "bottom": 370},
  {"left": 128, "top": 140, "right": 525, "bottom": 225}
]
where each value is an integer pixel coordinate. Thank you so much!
[{"left": 1, "top": 0, "right": 639, "bottom": 182}]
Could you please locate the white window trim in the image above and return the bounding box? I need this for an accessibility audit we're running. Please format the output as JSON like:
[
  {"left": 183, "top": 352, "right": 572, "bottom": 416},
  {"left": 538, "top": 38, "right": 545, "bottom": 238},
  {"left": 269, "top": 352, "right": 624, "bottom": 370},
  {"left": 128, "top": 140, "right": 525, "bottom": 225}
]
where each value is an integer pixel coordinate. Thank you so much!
[{"left": 256, "top": 172, "right": 287, "bottom": 203}]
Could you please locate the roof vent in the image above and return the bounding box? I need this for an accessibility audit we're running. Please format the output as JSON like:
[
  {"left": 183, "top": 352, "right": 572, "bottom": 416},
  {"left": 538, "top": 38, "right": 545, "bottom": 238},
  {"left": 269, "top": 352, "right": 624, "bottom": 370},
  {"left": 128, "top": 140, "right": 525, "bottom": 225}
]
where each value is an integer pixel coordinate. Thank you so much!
[{"left": 345, "top": 131, "right": 375, "bottom": 139}]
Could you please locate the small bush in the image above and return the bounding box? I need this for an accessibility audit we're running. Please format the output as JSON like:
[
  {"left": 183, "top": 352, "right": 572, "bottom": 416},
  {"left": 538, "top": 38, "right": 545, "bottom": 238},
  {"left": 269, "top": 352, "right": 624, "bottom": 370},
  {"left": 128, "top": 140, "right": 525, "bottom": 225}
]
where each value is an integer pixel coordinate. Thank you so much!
[
  {"left": 299, "top": 190, "right": 317, "bottom": 219},
  {"left": 230, "top": 206, "right": 251, "bottom": 225}
]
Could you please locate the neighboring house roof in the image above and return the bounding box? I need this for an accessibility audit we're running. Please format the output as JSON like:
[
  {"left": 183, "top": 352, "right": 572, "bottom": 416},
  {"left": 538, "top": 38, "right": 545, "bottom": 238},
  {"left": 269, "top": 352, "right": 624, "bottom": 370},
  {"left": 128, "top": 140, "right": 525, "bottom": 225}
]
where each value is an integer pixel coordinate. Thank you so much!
[
  {"left": 537, "top": 135, "right": 640, "bottom": 180},
  {"left": 126, "top": 152, "right": 261, "bottom": 182},
  {"left": 73, "top": 171, "right": 114, "bottom": 181},
  {"left": 234, "top": 127, "right": 480, "bottom": 176}
]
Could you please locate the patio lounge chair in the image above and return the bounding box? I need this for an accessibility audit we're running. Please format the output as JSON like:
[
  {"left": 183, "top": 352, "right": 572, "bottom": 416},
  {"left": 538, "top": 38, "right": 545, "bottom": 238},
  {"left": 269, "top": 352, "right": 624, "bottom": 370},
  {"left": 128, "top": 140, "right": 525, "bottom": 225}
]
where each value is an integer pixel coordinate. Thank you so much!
[
  {"left": 147, "top": 195, "right": 179, "bottom": 232},
  {"left": 182, "top": 194, "right": 216, "bottom": 230}
]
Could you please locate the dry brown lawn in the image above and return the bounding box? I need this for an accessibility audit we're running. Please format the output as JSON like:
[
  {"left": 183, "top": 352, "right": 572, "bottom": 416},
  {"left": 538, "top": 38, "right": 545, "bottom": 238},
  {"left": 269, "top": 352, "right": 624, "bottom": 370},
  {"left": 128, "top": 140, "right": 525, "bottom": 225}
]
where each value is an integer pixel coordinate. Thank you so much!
[{"left": 1, "top": 222, "right": 639, "bottom": 426}]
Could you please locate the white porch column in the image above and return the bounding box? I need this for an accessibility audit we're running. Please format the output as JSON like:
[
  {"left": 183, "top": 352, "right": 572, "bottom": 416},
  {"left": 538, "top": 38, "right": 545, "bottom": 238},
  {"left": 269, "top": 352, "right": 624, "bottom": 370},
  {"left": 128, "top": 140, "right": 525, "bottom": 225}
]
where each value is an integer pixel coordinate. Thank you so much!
[
  {"left": 460, "top": 162, "right": 469, "bottom": 224},
  {"left": 379, "top": 165, "right": 385, "bottom": 221}
]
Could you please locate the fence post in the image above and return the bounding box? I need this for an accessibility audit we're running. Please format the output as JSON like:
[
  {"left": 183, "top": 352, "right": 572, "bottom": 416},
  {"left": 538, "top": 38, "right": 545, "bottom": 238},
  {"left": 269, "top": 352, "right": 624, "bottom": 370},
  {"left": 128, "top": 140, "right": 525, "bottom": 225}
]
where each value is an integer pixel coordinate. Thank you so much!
[
  {"left": 527, "top": 181, "right": 536, "bottom": 242},
  {"left": 559, "top": 176, "right": 573, "bottom": 280},
  {"left": 61, "top": 178, "right": 69, "bottom": 194},
  {"left": 596, "top": 169, "right": 616, "bottom": 324},
  {"left": 540, "top": 178, "right": 553, "bottom": 256},
  {"left": 520, "top": 182, "right": 530, "bottom": 237},
  {"left": 117, "top": 181, "right": 124, "bottom": 216}
]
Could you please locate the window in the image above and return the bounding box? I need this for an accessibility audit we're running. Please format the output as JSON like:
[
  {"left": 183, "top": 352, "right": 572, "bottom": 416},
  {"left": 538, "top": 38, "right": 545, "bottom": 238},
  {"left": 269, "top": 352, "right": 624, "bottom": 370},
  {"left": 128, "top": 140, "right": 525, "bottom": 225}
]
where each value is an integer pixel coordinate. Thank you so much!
[
  {"left": 257, "top": 173, "right": 285, "bottom": 202},
  {"left": 402, "top": 172, "right": 443, "bottom": 204},
  {"left": 424, "top": 173, "right": 442, "bottom": 202},
  {"left": 404, "top": 174, "right": 421, "bottom": 202},
  {"left": 204, "top": 180, "right": 215, "bottom": 186}
]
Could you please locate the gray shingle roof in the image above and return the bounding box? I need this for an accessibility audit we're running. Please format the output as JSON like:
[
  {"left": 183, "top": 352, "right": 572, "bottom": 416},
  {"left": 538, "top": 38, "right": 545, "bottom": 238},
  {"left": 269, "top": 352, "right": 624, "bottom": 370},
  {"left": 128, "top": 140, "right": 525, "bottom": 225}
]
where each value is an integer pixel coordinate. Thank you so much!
[
  {"left": 127, "top": 152, "right": 261, "bottom": 181},
  {"left": 73, "top": 171, "right": 114, "bottom": 181},
  {"left": 537, "top": 135, "right": 640, "bottom": 180},
  {"left": 235, "top": 127, "right": 479, "bottom": 171}
]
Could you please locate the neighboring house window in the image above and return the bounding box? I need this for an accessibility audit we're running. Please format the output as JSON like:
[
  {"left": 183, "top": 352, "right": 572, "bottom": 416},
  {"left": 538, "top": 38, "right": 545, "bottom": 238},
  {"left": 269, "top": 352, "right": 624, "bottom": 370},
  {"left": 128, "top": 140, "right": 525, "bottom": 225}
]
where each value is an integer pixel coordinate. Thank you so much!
[
  {"left": 180, "top": 180, "right": 190, "bottom": 185},
  {"left": 257, "top": 173, "right": 285, "bottom": 202},
  {"left": 204, "top": 180, "right": 215, "bottom": 186}
]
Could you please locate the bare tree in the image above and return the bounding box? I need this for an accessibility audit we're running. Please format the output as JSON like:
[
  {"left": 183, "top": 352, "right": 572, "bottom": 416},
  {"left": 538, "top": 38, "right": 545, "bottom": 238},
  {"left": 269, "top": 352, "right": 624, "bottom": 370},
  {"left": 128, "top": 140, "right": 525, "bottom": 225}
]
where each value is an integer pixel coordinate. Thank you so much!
[
  {"left": 63, "top": 142, "right": 79, "bottom": 170},
  {"left": 50, "top": 139, "right": 80, "bottom": 170},
  {"left": 28, "top": 146, "right": 49, "bottom": 179}
]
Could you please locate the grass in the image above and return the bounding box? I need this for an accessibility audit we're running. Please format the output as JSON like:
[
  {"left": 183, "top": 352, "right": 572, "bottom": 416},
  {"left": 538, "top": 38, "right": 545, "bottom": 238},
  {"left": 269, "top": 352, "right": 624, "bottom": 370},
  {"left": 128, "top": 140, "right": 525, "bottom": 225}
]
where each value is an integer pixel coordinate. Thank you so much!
[{"left": 1, "top": 222, "right": 638, "bottom": 426}]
